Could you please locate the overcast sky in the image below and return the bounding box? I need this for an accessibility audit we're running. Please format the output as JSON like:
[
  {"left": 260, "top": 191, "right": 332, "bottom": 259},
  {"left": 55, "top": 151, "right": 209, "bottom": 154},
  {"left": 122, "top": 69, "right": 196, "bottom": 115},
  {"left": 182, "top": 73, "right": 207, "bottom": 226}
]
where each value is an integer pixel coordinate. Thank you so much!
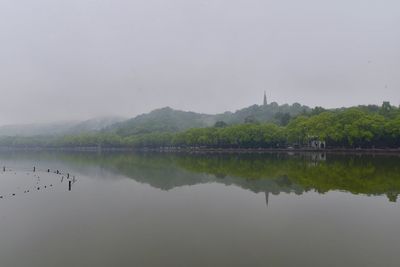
[{"left": 0, "top": 0, "right": 399, "bottom": 125}]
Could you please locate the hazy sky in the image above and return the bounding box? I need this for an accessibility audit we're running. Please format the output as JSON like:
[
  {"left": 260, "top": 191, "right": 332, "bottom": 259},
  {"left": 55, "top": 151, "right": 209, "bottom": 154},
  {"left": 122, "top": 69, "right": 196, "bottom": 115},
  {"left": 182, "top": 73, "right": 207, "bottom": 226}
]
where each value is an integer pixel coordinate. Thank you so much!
[{"left": 0, "top": 0, "right": 399, "bottom": 125}]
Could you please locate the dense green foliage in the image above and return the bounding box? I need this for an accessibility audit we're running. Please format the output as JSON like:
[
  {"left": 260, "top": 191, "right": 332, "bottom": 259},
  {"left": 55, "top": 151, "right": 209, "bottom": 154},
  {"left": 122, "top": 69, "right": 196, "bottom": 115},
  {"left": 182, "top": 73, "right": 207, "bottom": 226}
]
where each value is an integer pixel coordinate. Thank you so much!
[
  {"left": 213, "top": 102, "right": 311, "bottom": 125},
  {"left": 286, "top": 106, "right": 400, "bottom": 148},
  {"left": 0, "top": 103, "right": 399, "bottom": 149}
]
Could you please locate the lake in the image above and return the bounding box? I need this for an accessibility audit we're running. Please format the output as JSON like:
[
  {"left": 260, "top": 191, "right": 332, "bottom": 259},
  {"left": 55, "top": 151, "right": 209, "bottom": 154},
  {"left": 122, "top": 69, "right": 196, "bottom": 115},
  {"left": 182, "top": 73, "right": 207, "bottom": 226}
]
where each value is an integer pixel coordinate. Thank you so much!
[{"left": 0, "top": 151, "right": 399, "bottom": 267}]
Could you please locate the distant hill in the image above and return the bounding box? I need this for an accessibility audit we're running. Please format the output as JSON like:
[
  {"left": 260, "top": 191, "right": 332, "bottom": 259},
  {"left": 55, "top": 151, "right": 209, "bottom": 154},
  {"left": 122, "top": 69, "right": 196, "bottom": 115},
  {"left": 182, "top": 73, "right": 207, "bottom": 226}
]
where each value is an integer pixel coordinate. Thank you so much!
[
  {"left": 66, "top": 116, "right": 127, "bottom": 135},
  {"left": 106, "top": 107, "right": 214, "bottom": 136},
  {"left": 106, "top": 103, "right": 311, "bottom": 136},
  {"left": 0, "top": 116, "right": 125, "bottom": 137},
  {"left": 0, "top": 103, "right": 312, "bottom": 137}
]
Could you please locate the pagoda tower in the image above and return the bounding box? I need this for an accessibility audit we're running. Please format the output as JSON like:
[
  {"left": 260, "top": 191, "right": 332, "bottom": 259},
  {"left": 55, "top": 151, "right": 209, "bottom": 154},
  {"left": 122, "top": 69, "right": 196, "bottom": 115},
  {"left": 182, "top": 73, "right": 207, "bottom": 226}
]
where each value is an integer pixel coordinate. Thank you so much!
[{"left": 263, "top": 91, "right": 267, "bottom": 105}]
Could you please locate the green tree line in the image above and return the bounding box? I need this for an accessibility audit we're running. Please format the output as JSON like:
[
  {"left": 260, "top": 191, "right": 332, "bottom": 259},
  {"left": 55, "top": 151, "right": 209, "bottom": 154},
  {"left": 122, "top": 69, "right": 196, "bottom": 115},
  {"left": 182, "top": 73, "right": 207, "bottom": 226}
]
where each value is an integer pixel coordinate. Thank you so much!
[{"left": 1, "top": 103, "right": 399, "bottom": 149}]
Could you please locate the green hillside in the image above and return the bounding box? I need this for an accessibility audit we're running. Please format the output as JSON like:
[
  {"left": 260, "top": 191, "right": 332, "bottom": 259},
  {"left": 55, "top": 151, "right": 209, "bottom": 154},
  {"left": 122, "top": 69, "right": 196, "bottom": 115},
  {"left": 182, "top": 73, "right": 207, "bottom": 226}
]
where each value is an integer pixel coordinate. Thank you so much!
[
  {"left": 106, "top": 102, "right": 311, "bottom": 136},
  {"left": 0, "top": 102, "right": 313, "bottom": 138},
  {"left": 106, "top": 107, "right": 214, "bottom": 136},
  {"left": 0, "top": 102, "right": 399, "bottom": 149},
  {"left": 214, "top": 102, "right": 311, "bottom": 124}
]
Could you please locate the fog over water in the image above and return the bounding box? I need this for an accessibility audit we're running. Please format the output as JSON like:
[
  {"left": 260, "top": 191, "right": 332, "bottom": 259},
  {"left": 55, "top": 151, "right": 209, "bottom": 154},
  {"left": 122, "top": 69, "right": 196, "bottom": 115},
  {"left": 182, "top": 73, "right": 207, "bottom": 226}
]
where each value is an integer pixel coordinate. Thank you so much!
[{"left": 0, "top": 0, "right": 399, "bottom": 125}]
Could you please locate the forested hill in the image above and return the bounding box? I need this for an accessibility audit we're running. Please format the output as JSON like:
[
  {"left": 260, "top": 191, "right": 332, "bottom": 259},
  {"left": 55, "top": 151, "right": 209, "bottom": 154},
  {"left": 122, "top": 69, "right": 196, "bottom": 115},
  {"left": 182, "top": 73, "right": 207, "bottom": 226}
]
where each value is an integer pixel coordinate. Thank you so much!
[
  {"left": 105, "top": 107, "right": 214, "bottom": 136},
  {"left": 214, "top": 102, "right": 311, "bottom": 124},
  {"left": 0, "top": 102, "right": 399, "bottom": 149},
  {"left": 105, "top": 102, "right": 311, "bottom": 136},
  {"left": 0, "top": 102, "right": 310, "bottom": 137}
]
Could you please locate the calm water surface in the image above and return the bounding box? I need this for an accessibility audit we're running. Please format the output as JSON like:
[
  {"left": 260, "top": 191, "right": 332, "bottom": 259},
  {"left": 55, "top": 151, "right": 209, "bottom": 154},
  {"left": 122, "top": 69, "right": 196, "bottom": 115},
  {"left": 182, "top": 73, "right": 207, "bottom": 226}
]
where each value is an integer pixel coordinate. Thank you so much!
[{"left": 0, "top": 151, "right": 399, "bottom": 267}]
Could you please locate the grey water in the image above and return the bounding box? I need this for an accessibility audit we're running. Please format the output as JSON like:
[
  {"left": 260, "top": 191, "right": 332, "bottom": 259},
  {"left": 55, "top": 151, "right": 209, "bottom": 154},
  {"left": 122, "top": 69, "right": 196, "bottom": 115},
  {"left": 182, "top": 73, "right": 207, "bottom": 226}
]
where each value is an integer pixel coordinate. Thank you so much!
[{"left": 0, "top": 151, "right": 399, "bottom": 267}]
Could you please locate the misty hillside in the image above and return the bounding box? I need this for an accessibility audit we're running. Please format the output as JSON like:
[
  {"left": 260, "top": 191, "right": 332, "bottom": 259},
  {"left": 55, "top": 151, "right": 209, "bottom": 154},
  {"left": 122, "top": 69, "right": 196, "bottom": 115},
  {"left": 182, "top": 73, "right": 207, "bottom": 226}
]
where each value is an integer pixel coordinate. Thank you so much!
[
  {"left": 0, "top": 116, "right": 125, "bottom": 137},
  {"left": 67, "top": 116, "right": 127, "bottom": 134},
  {"left": 106, "top": 107, "right": 214, "bottom": 136},
  {"left": 0, "top": 103, "right": 311, "bottom": 137},
  {"left": 106, "top": 103, "right": 311, "bottom": 136}
]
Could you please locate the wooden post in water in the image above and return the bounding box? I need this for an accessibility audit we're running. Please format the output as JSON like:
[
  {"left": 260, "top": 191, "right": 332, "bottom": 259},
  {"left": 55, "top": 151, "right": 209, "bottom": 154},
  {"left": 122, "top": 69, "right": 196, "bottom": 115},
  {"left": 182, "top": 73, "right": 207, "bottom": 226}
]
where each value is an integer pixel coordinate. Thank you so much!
[
  {"left": 33, "top": 166, "right": 35, "bottom": 172},
  {"left": 68, "top": 180, "right": 72, "bottom": 191},
  {"left": 3, "top": 166, "right": 5, "bottom": 172},
  {"left": 67, "top": 173, "right": 69, "bottom": 179},
  {"left": 47, "top": 169, "right": 50, "bottom": 173}
]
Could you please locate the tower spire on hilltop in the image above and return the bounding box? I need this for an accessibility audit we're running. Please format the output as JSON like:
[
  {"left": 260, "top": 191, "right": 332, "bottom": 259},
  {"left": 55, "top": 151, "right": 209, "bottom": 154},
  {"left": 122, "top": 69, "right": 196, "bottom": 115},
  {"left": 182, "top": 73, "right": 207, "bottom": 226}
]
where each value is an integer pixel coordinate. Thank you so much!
[{"left": 263, "top": 91, "right": 267, "bottom": 106}]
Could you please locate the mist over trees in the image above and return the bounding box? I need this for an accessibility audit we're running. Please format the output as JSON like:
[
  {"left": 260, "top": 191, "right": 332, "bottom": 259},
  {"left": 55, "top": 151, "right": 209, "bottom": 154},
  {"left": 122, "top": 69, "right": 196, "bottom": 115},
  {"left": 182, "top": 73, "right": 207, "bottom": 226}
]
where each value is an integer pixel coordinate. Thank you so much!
[
  {"left": 0, "top": 102, "right": 399, "bottom": 149},
  {"left": 105, "top": 102, "right": 311, "bottom": 136}
]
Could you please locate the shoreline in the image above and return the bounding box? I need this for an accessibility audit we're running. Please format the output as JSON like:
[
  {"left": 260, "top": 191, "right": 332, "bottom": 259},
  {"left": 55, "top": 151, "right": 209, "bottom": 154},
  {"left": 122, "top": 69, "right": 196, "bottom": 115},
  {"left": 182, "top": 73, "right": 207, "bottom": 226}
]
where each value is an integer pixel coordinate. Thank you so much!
[{"left": 0, "top": 146, "right": 400, "bottom": 155}]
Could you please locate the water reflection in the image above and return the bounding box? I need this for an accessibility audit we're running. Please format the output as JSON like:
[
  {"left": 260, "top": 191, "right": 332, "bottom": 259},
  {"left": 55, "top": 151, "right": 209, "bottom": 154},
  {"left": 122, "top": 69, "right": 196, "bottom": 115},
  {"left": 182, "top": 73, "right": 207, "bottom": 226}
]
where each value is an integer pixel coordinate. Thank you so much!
[
  {"left": 0, "top": 167, "right": 77, "bottom": 199},
  {"left": 0, "top": 151, "right": 399, "bottom": 267},
  {"left": 0, "top": 151, "right": 399, "bottom": 202}
]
